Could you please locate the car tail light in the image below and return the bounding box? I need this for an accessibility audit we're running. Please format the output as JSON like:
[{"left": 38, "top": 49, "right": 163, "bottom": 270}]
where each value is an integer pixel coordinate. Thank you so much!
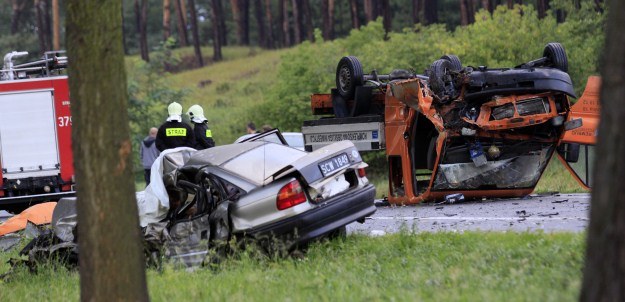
[
  {"left": 276, "top": 179, "right": 307, "bottom": 210},
  {"left": 357, "top": 168, "right": 366, "bottom": 178}
]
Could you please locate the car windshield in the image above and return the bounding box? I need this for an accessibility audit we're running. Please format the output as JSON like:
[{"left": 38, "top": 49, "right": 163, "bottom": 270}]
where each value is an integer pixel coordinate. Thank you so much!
[
  {"left": 222, "top": 143, "right": 306, "bottom": 185},
  {"left": 283, "top": 133, "right": 304, "bottom": 150}
]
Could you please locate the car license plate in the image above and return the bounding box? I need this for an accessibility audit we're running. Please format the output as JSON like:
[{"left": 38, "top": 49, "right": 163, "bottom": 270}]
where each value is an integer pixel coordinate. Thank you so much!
[{"left": 318, "top": 153, "right": 350, "bottom": 177}]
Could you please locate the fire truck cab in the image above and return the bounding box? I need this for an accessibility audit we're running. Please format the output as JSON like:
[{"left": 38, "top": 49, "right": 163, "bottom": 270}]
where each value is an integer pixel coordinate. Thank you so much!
[{"left": 0, "top": 51, "right": 75, "bottom": 212}]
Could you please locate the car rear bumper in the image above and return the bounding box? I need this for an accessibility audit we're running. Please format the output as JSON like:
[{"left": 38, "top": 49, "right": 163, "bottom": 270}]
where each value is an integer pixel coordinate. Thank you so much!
[{"left": 242, "top": 184, "right": 376, "bottom": 247}]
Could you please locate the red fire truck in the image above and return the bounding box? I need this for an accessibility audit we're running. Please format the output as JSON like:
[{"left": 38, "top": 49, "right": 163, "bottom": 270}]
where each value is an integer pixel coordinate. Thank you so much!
[{"left": 0, "top": 51, "right": 75, "bottom": 212}]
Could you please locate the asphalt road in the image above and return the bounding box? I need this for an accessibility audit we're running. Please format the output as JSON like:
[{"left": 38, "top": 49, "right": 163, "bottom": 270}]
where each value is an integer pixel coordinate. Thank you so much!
[
  {"left": 0, "top": 210, "right": 11, "bottom": 222},
  {"left": 2, "top": 193, "right": 591, "bottom": 234},
  {"left": 347, "top": 193, "right": 590, "bottom": 235}
]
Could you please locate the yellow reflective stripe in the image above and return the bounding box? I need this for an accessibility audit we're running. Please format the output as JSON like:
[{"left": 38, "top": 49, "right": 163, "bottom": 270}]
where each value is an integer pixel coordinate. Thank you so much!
[
  {"left": 166, "top": 128, "right": 187, "bottom": 136},
  {"left": 205, "top": 130, "right": 212, "bottom": 138}
]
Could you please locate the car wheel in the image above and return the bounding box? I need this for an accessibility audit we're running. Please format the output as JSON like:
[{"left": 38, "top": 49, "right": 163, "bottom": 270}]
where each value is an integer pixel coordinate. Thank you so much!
[
  {"left": 543, "top": 42, "right": 568, "bottom": 72},
  {"left": 440, "top": 54, "right": 462, "bottom": 71},
  {"left": 210, "top": 218, "right": 231, "bottom": 258},
  {"left": 428, "top": 59, "right": 455, "bottom": 101},
  {"left": 336, "top": 56, "right": 364, "bottom": 100},
  {"left": 328, "top": 225, "right": 347, "bottom": 240}
]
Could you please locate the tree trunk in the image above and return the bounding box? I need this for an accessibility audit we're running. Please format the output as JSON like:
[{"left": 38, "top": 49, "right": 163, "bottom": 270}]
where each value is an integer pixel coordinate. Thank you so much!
[
  {"left": 211, "top": 0, "right": 223, "bottom": 61},
  {"left": 52, "top": 0, "right": 60, "bottom": 50},
  {"left": 556, "top": 9, "right": 566, "bottom": 23},
  {"left": 349, "top": 0, "right": 360, "bottom": 29},
  {"left": 423, "top": 0, "right": 438, "bottom": 25},
  {"left": 122, "top": 1, "right": 128, "bottom": 54},
  {"left": 301, "top": 0, "right": 313, "bottom": 42},
  {"left": 291, "top": 0, "right": 301, "bottom": 44},
  {"left": 481, "top": 0, "right": 492, "bottom": 13},
  {"left": 507, "top": 0, "right": 513, "bottom": 8},
  {"left": 135, "top": 0, "right": 149, "bottom": 62},
  {"left": 65, "top": 0, "right": 149, "bottom": 300},
  {"left": 188, "top": 0, "right": 203, "bottom": 67},
  {"left": 594, "top": 0, "right": 604, "bottom": 13},
  {"left": 163, "top": 0, "right": 171, "bottom": 41},
  {"left": 254, "top": 0, "right": 266, "bottom": 47},
  {"left": 212, "top": 0, "right": 226, "bottom": 46},
  {"left": 264, "top": 0, "right": 275, "bottom": 48},
  {"left": 231, "top": 0, "right": 250, "bottom": 45},
  {"left": 44, "top": 0, "right": 52, "bottom": 50},
  {"left": 174, "top": 0, "right": 189, "bottom": 46},
  {"left": 328, "top": 0, "right": 335, "bottom": 38},
  {"left": 10, "top": 0, "right": 26, "bottom": 35},
  {"left": 180, "top": 0, "right": 189, "bottom": 25},
  {"left": 412, "top": 0, "right": 421, "bottom": 25},
  {"left": 537, "top": 0, "right": 547, "bottom": 19},
  {"left": 35, "top": 0, "right": 51, "bottom": 52},
  {"left": 364, "top": 0, "right": 375, "bottom": 22},
  {"left": 281, "top": 0, "right": 291, "bottom": 47},
  {"left": 382, "top": 0, "right": 391, "bottom": 33},
  {"left": 580, "top": 0, "right": 625, "bottom": 298},
  {"left": 467, "top": 0, "right": 475, "bottom": 23},
  {"left": 241, "top": 0, "right": 250, "bottom": 45},
  {"left": 141, "top": 0, "right": 150, "bottom": 61},
  {"left": 322, "top": 0, "right": 329, "bottom": 39},
  {"left": 460, "top": 0, "right": 469, "bottom": 25}
]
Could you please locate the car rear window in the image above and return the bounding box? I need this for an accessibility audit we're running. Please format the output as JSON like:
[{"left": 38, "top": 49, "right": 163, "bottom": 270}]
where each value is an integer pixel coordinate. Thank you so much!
[{"left": 222, "top": 143, "right": 306, "bottom": 185}]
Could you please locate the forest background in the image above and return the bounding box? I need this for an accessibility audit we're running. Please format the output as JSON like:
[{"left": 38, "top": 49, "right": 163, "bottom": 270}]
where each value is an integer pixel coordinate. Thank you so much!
[{"left": 0, "top": 0, "right": 605, "bottom": 191}]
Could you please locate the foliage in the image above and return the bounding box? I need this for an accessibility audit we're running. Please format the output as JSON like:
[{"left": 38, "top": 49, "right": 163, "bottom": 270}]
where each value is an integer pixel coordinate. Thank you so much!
[
  {"left": 1, "top": 232, "right": 584, "bottom": 301},
  {"left": 0, "top": 35, "right": 40, "bottom": 61}
]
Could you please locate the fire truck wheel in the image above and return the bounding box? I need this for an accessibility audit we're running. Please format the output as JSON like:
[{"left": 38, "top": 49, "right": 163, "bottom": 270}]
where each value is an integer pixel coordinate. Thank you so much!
[
  {"left": 440, "top": 54, "right": 462, "bottom": 71},
  {"left": 427, "top": 59, "right": 453, "bottom": 101},
  {"left": 336, "top": 56, "right": 364, "bottom": 100},
  {"left": 543, "top": 42, "right": 568, "bottom": 72}
]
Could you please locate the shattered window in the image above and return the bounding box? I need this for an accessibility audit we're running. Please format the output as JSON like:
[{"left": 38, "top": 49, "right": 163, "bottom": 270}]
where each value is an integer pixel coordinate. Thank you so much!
[{"left": 432, "top": 146, "right": 553, "bottom": 190}]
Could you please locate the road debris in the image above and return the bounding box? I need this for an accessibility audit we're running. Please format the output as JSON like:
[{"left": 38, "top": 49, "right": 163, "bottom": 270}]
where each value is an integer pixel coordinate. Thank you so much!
[{"left": 538, "top": 212, "right": 559, "bottom": 217}]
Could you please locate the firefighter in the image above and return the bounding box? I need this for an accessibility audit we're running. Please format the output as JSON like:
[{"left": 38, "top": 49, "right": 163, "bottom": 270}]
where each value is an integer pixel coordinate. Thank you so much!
[
  {"left": 155, "top": 102, "right": 195, "bottom": 151},
  {"left": 187, "top": 104, "right": 215, "bottom": 150}
]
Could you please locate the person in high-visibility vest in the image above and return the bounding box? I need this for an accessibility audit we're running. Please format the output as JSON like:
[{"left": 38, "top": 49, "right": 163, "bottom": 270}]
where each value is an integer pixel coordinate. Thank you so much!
[
  {"left": 155, "top": 102, "right": 195, "bottom": 151},
  {"left": 187, "top": 104, "right": 215, "bottom": 150}
]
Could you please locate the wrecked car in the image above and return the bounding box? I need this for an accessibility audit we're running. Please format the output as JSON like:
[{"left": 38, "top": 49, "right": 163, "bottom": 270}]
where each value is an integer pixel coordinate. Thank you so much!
[
  {"left": 161, "top": 130, "right": 376, "bottom": 255},
  {"left": 302, "top": 43, "right": 599, "bottom": 205},
  {"left": 7, "top": 131, "right": 376, "bottom": 268}
]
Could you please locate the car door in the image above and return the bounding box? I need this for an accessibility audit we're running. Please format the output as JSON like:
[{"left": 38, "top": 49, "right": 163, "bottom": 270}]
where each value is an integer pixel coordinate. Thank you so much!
[{"left": 556, "top": 76, "right": 601, "bottom": 189}]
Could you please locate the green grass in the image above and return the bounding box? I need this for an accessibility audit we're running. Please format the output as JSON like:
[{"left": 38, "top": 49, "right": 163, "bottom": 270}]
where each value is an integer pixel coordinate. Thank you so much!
[
  {"left": 0, "top": 232, "right": 584, "bottom": 301},
  {"left": 164, "top": 46, "right": 291, "bottom": 145},
  {"left": 535, "top": 157, "right": 588, "bottom": 194}
]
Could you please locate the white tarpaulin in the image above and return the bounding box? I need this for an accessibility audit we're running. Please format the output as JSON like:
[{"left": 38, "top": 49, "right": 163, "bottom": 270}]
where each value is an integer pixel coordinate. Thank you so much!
[{"left": 136, "top": 147, "right": 196, "bottom": 227}]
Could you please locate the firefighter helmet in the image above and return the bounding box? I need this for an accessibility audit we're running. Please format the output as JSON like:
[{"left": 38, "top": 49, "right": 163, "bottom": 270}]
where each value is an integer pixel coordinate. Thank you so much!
[
  {"left": 168, "top": 102, "right": 183, "bottom": 116},
  {"left": 187, "top": 104, "right": 207, "bottom": 123}
]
